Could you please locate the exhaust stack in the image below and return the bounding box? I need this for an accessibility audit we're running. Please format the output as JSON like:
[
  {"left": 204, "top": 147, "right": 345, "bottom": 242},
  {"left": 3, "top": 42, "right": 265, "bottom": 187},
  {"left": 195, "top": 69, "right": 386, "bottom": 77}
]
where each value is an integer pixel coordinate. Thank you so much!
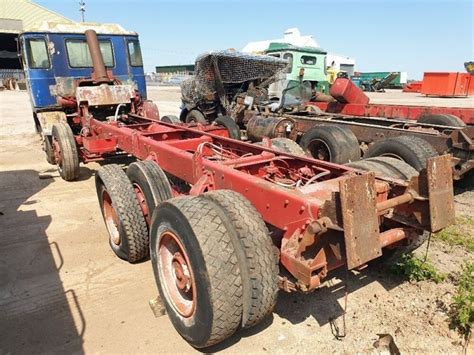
[{"left": 85, "top": 29, "right": 109, "bottom": 83}]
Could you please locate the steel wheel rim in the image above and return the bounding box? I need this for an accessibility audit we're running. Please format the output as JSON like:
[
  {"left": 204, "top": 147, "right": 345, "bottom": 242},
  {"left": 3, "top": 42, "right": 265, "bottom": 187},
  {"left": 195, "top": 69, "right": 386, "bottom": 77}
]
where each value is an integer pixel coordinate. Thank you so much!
[
  {"left": 133, "top": 183, "right": 150, "bottom": 224},
  {"left": 102, "top": 190, "right": 120, "bottom": 245},
  {"left": 158, "top": 231, "right": 196, "bottom": 318},
  {"left": 308, "top": 139, "right": 332, "bottom": 161},
  {"left": 52, "top": 137, "right": 62, "bottom": 170}
]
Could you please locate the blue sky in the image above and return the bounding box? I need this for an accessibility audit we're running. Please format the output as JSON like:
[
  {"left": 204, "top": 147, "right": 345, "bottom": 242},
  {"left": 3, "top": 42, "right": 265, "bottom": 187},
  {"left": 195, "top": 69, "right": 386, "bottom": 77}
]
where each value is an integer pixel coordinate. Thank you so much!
[{"left": 37, "top": 0, "right": 473, "bottom": 79}]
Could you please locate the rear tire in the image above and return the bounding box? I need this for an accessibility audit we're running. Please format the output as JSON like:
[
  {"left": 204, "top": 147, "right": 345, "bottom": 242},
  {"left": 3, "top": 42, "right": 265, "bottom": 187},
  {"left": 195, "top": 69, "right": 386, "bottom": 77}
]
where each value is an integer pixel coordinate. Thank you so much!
[
  {"left": 364, "top": 135, "right": 438, "bottom": 172},
  {"left": 44, "top": 136, "right": 55, "bottom": 165},
  {"left": 51, "top": 123, "right": 80, "bottom": 181},
  {"left": 161, "top": 115, "right": 181, "bottom": 124},
  {"left": 271, "top": 138, "right": 308, "bottom": 157},
  {"left": 214, "top": 115, "right": 241, "bottom": 140},
  {"left": 202, "top": 190, "right": 279, "bottom": 328},
  {"left": 417, "top": 114, "right": 466, "bottom": 127},
  {"left": 186, "top": 109, "right": 208, "bottom": 124},
  {"left": 150, "top": 196, "right": 243, "bottom": 348},
  {"left": 96, "top": 164, "right": 149, "bottom": 262},
  {"left": 126, "top": 160, "right": 173, "bottom": 225},
  {"left": 346, "top": 157, "right": 418, "bottom": 180},
  {"left": 299, "top": 124, "right": 360, "bottom": 163}
]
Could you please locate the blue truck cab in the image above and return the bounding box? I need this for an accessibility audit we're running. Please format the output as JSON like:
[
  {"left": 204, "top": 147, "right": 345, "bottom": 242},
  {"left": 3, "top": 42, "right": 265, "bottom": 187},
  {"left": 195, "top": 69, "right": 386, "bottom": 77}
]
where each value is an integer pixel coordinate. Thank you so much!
[{"left": 18, "top": 22, "right": 146, "bottom": 135}]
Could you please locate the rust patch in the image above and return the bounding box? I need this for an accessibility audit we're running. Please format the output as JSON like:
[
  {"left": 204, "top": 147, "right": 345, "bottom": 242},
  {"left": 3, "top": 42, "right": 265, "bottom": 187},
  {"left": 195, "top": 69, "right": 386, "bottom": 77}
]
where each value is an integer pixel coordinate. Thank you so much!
[
  {"left": 427, "top": 154, "right": 455, "bottom": 232},
  {"left": 339, "top": 173, "right": 381, "bottom": 269},
  {"left": 76, "top": 84, "right": 134, "bottom": 106}
]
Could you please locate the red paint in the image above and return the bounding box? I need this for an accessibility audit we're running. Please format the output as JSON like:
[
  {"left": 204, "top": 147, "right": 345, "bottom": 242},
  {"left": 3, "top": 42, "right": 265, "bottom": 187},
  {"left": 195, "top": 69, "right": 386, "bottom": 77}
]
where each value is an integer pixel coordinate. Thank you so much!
[
  {"left": 421, "top": 72, "right": 473, "bottom": 97},
  {"left": 329, "top": 77, "right": 370, "bottom": 105},
  {"left": 402, "top": 81, "right": 422, "bottom": 93},
  {"left": 309, "top": 101, "right": 474, "bottom": 125}
]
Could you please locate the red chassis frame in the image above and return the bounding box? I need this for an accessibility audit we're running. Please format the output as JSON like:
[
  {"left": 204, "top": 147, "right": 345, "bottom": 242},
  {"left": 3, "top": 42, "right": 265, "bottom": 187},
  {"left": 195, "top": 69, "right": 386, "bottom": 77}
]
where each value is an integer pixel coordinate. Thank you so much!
[
  {"left": 309, "top": 101, "right": 474, "bottom": 125},
  {"left": 83, "top": 115, "right": 455, "bottom": 292}
]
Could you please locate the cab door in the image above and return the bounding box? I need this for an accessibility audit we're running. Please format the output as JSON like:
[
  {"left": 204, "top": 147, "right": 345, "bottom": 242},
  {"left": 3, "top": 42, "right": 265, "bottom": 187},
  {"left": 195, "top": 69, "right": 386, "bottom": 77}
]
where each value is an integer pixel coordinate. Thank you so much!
[
  {"left": 124, "top": 37, "right": 147, "bottom": 99},
  {"left": 21, "top": 34, "right": 57, "bottom": 109}
]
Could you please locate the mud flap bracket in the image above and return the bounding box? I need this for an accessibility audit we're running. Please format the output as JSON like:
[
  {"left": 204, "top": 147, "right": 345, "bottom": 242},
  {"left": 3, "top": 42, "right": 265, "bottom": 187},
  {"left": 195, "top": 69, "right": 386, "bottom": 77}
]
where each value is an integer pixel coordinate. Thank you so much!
[
  {"left": 426, "top": 154, "right": 455, "bottom": 232},
  {"left": 339, "top": 172, "right": 381, "bottom": 269}
]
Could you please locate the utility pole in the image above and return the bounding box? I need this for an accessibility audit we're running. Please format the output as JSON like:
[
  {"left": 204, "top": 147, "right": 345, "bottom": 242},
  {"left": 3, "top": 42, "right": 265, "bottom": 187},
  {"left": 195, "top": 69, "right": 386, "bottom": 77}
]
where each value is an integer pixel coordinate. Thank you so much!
[{"left": 79, "top": 0, "right": 85, "bottom": 22}]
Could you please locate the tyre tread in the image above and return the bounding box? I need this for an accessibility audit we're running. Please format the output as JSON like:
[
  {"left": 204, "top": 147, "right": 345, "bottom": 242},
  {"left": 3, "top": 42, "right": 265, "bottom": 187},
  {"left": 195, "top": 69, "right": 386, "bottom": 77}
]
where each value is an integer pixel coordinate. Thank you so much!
[
  {"left": 96, "top": 164, "right": 149, "bottom": 262},
  {"left": 202, "top": 190, "right": 278, "bottom": 328},
  {"left": 52, "top": 123, "right": 79, "bottom": 180},
  {"left": 168, "top": 196, "right": 243, "bottom": 347}
]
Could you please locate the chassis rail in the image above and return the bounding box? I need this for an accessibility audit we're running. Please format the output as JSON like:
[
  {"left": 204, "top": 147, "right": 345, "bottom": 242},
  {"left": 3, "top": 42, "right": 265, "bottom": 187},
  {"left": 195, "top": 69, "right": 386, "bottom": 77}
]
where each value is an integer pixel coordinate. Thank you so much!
[
  {"left": 88, "top": 115, "right": 455, "bottom": 291},
  {"left": 310, "top": 101, "right": 474, "bottom": 125},
  {"left": 257, "top": 111, "right": 473, "bottom": 180}
]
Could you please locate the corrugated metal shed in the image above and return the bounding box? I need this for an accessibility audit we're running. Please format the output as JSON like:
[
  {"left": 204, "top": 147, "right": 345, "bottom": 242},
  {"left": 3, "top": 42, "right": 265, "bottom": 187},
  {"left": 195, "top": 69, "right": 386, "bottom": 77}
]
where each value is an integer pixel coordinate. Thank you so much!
[{"left": 0, "top": 0, "right": 73, "bottom": 33}]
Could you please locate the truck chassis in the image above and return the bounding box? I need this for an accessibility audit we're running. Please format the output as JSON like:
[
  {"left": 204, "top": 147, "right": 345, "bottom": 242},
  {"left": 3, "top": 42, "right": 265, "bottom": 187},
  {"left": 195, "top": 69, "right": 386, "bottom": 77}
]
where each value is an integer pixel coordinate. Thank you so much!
[
  {"left": 309, "top": 100, "right": 474, "bottom": 125},
  {"left": 30, "top": 30, "right": 456, "bottom": 348},
  {"left": 88, "top": 112, "right": 454, "bottom": 347},
  {"left": 284, "top": 111, "right": 473, "bottom": 180}
]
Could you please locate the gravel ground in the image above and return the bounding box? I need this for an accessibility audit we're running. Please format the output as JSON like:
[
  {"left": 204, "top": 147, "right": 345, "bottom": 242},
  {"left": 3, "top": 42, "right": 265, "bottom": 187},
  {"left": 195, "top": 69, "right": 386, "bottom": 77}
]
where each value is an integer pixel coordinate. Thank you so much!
[{"left": 0, "top": 88, "right": 472, "bottom": 354}]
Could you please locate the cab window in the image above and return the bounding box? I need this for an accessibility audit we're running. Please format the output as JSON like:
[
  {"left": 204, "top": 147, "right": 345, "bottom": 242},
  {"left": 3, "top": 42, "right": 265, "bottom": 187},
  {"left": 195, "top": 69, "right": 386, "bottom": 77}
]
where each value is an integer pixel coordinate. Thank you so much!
[
  {"left": 65, "top": 39, "right": 114, "bottom": 68},
  {"left": 25, "top": 38, "right": 50, "bottom": 69},
  {"left": 268, "top": 53, "right": 281, "bottom": 58},
  {"left": 301, "top": 55, "right": 316, "bottom": 65},
  {"left": 127, "top": 39, "right": 143, "bottom": 67},
  {"left": 283, "top": 53, "right": 293, "bottom": 73}
]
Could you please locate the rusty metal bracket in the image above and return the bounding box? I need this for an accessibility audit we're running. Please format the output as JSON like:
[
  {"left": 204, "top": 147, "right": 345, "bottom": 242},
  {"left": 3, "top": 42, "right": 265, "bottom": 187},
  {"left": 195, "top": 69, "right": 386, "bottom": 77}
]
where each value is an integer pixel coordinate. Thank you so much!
[
  {"left": 189, "top": 171, "right": 215, "bottom": 195},
  {"left": 426, "top": 154, "right": 455, "bottom": 232},
  {"left": 339, "top": 173, "right": 381, "bottom": 269}
]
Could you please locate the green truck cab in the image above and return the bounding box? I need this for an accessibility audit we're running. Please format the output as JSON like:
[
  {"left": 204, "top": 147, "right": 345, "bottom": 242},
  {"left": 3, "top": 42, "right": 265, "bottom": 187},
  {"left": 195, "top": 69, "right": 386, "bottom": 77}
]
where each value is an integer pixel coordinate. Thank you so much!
[{"left": 264, "top": 42, "right": 329, "bottom": 95}]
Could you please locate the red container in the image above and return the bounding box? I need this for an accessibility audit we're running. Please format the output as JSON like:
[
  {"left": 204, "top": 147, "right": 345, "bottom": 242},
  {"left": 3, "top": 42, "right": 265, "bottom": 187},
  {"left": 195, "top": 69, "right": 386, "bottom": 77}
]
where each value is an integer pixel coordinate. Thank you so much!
[
  {"left": 402, "top": 81, "right": 422, "bottom": 93},
  {"left": 421, "top": 72, "right": 473, "bottom": 97},
  {"left": 330, "top": 78, "right": 370, "bottom": 105}
]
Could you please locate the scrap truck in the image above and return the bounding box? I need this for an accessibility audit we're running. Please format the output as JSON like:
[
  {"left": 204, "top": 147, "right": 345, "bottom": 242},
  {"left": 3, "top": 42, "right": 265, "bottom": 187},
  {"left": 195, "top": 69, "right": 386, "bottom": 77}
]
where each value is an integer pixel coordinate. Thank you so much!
[
  {"left": 179, "top": 51, "right": 474, "bottom": 182},
  {"left": 19, "top": 22, "right": 155, "bottom": 180},
  {"left": 308, "top": 78, "right": 474, "bottom": 125},
  {"left": 21, "top": 30, "right": 455, "bottom": 347}
]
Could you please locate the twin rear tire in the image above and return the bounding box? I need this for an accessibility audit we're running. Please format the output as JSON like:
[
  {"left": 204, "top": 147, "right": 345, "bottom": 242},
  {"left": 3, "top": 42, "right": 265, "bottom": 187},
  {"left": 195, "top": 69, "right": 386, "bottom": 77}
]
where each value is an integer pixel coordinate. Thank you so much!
[
  {"left": 150, "top": 191, "right": 278, "bottom": 348},
  {"left": 364, "top": 135, "right": 438, "bottom": 172},
  {"left": 96, "top": 161, "right": 172, "bottom": 262},
  {"left": 346, "top": 156, "right": 418, "bottom": 180},
  {"left": 95, "top": 163, "right": 278, "bottom": 348},
  {"left": 96, "top": 164, "right": 149, "bottom": 262}
]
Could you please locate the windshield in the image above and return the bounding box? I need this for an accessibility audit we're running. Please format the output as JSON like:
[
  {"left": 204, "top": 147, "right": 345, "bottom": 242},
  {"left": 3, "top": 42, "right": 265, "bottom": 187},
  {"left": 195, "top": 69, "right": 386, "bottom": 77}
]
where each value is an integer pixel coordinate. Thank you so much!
[
  {"left": 282, "top": 81, "right": 312, "bottom": 107},
  {"left": 66, "top": 39, "right": 114, "bottom": 68}
]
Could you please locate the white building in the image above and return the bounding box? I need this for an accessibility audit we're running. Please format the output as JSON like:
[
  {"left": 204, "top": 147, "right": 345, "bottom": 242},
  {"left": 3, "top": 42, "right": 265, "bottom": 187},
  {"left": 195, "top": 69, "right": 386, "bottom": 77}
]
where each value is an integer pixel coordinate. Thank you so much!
[
  {"left": 242, "top": 28, "right": 319, "bottom": 53},
  {"left": 242, "top": 28, "right": 356, "bottom": 76}
]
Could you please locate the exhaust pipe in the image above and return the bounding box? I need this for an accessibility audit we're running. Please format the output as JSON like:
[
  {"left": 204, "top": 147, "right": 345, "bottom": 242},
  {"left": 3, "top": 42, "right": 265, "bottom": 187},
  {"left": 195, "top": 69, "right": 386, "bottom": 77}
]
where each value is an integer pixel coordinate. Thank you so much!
[{"left": 85, "top": 29, "right": 109, "bottom": 83}]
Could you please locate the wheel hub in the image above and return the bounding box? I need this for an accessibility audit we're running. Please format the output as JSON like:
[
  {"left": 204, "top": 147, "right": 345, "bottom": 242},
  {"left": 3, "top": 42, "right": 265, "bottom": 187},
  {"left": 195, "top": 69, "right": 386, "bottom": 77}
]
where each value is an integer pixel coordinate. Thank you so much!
[
  {"left": 172, "top": 252, "right": 191, "bottom": 292},
  {"left": 102, "top": 191, "right": 120, "bottom": 245},
  {"left": 158, "top": 231, "right": 196, "bottom": 318},
  {"left": 52, "top": 137, "right": 62, "bottom": 166},
  {"left": 133, "top": 183, "right": 150, "bottom": 224},
  {"left": 309, "top": 139, "right": 331, "bottom": 161}
]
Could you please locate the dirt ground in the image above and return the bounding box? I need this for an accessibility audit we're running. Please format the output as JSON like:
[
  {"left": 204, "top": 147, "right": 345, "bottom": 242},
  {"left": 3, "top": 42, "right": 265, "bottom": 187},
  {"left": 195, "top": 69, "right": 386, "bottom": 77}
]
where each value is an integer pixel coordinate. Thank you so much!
[{"left": 0, "top": 88, "right": 472, "bottom": 354}]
